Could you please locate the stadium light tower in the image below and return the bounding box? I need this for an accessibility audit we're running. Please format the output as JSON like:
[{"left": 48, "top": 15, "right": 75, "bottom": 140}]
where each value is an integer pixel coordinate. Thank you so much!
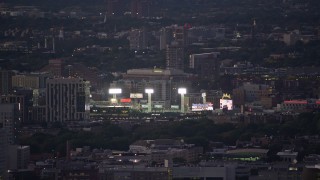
[
  {"left": 145, "top": 88, "right": 154, "bottom": 113},
  {"left": 202, "top": 92, "right": 206, "bottom": 104},
  {"left": 178, "top": 88, "right": 187, "bottom": 113},
  {"left": 109, "top": 88, "right": 122, "bottom": 104}
]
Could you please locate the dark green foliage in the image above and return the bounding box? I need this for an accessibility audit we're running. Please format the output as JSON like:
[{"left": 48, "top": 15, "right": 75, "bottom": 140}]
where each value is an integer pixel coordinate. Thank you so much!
[{"left": 19, "top": 113, "right": 320, "bottom": 157}]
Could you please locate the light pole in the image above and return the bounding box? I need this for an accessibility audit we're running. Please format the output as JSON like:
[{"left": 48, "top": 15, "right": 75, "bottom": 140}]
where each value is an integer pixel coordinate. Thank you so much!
[
  {"left": 108, "top": 88, "right": 122, "bottom": 105},
  {"left": 145, "top": 88, "right": 154, "bottom": 113},
  {"left": 178, "top": 88, "right": 187, "bottom": 113},
  {"left": 202, "top": 92, "right": 206, "bottom": 104}
]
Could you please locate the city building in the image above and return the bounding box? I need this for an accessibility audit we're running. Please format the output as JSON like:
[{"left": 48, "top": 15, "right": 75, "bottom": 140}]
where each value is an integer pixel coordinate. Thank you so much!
[
  {"left": 302, "top": 165, "right": 320, "bottom": 180},
  {"left": 128, "top": 28, "right": 149, "bottom": 50},
  {"left": 129, "top": 140, "right": 152, "bottom": 154},
  {"left": 6, "top": 145, "right": 30, "bottom": 171},
  {"left": 60, "top": 169, "right": 98, "bottom": 180},
  {"left": 260, "top": 95, "right": 279, "bottom": 109},
  {"left": 12, "top": 74, "right": 39, "bottom": 89},
  {"left": 151, "top": 146, "right": 202, "bottom": 164},
  {"left": 172, "top": 25, "right": 188, "bottom": 47},
  {"left": 215, "top": 27, "right": 226, "bottom": 40},
  {"left": 28, "top": 106, "right": 46, "bottom": 123},
  {"left": 40, "top": 59, "right": 64, "bottom": 77},
  {"left": 187, "top": 26, "right": 212, "bottom": 43},
  {"left": 283, "top": 30, "right": 301, "bottom": 46},
  {"left": 159, "top": 27, "right": 173, "bottom": 50},
  {"left": 166, "top": 42, "right": 184, "bottom": 70},
  {"left": 172, "top": 166, "right": 236, "bottom": 180},
  {"left": 99, "top": 164, "right": 236, "bottom": 180},
  {"left": 0, "top": 70, "right": 14, "bottom": 95},
  {"left": 0, "top": 126, "right": 7, "bottom": 179},
  {"left": 187, "top": 26, "right": 225, "bottom": 43},
  {"left": 0, "top": 104, "right": 18, "bottom": 144},
  {"left": 159, "top": 25, "right": 188, "bottom": 51},
  {"left": 189, "top": 52, "right": 220, "bottom": 79},
  {"left": 277, "top": 150, "right": 298, "bottom": 162},
  {"left": 64, "top": 63, "right": 102, "bottom": 90},
  {"left": 13, "top": 73, "right": 51, "bottom": 113},
  {"left": 279, "top": 99, "right": 320, "bottom": 112},
  {"left": 46, "top": 77, "right": 91, "bottom": 122},
  {"left": 129, "top": 139, "right": 203, "bottom": 163},
  {"left": 0, "top": 93, "right": 30, "bottom": 123},
  {"left": 232, "top": 83, "right": 270, "bottom": 107},
  {"left": 99, "top": 166, "right": 169, "bottom": 180},
  {"left": 12, "top": 72, "right": 50, "bottom": 90}
]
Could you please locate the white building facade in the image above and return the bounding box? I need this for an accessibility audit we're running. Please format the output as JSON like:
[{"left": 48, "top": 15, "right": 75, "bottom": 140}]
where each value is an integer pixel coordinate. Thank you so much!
[{"left": 46, "top": 78, "right": 90, "bottom": 122}]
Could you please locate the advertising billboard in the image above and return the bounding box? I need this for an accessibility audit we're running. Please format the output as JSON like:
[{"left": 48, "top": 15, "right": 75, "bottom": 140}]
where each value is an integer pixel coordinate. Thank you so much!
[
  {"left": 154, "top": 105, "right": 163, "bottom": 109},
  {"left": 130, "top": 93, "right": 143, "bottom": 99},
  {"left": 120, "top": 98, "right": 132, "bottom": 103},
  {"left": 192, "top": 103, "right": 213, "bottom": 111},
  {"left": 141, "top": 104, "right": 148, "bottom": 109},
  {"left": 171, "top": 105, "right": 180, "bottom": 109},
  {"left": 220, "top": 99, "right": 233, "bottom": 110}
]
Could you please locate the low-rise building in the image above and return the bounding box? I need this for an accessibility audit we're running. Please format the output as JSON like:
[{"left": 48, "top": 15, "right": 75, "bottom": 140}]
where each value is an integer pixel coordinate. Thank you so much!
[{"left": 277, "top": 150, "right": 298, "bottom": 163}]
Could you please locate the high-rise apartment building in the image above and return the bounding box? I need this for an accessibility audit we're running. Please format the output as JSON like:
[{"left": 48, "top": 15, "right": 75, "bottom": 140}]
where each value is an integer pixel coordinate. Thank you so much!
[
  {"left": 0, "top": 126, "right": 7, "bottom": 179},
  {"left": 12, "top": 73, "right": 50, "bottom": 120},
  {"left": 166, "top": 42, "right": 184, "bottom": 70},
  {"left": 128, "top": 28, "right": 149, "bottom": 50},
  {"left": 159, "top": 27, "right": 173, "bottom": 50},
  {"left": 0, "top": 94, "right": 26, "bottom": 123},
  {"left": 46, "top": 78, "right": 90, "bottom": 122},
  {"left": 159, "top": 25, "right": 188, "bottom": 50},
  {"left": 0, "top": 104, "right": 18, "bottom": 144},
  {"left": 0, "top": 70, "right": 13, "bottom": 95},
  {"left": 6, "top": 145, "right": 30, "bottom": 170},
  {"left": 173, "top": 26, "right": 188, "bottom": 46}
]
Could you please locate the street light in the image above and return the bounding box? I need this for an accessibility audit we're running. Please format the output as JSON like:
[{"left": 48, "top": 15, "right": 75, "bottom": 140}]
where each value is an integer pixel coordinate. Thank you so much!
[
  {"left": 145, "top": 88, "right": 154, "bottom": 113},
  {"left": 178, "top": 88, "right": 187, "bottom": 113},
  {"left": 109, "top": 88, "right": 122, "bottom": 104}
]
